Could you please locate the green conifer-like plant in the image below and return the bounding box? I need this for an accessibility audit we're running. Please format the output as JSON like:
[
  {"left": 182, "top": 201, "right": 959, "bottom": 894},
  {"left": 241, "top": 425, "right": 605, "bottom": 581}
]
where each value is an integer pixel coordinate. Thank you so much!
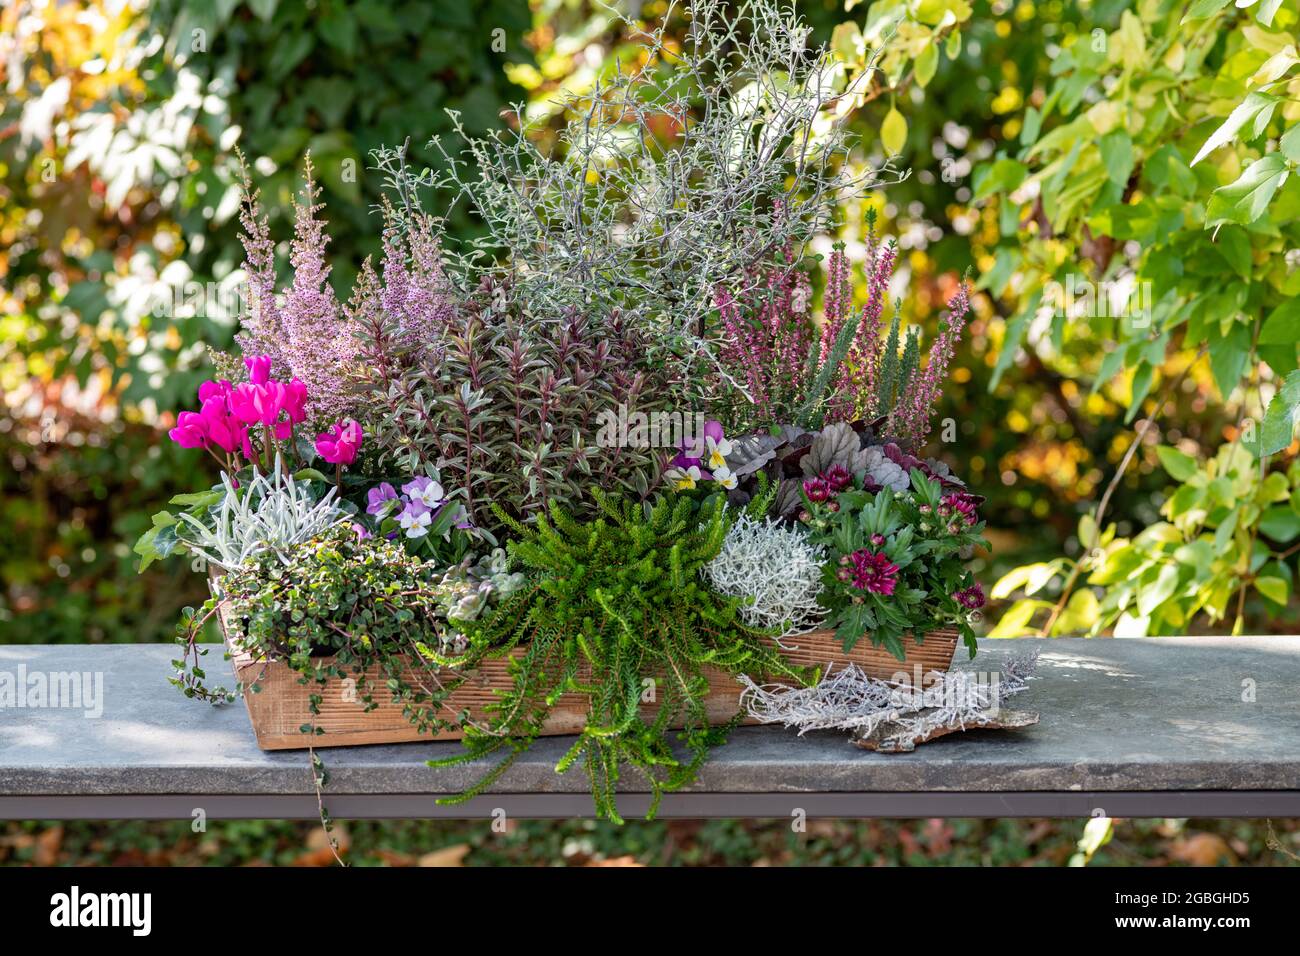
[{"left": 432, "top": 489, "right": 815, "bottom": 822}]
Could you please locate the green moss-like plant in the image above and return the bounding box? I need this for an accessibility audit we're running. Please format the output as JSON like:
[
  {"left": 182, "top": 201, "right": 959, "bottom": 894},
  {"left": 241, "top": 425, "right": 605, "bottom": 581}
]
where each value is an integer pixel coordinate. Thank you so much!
[{"left": 433, "top": 489, "right": 815, "bottom": 822}]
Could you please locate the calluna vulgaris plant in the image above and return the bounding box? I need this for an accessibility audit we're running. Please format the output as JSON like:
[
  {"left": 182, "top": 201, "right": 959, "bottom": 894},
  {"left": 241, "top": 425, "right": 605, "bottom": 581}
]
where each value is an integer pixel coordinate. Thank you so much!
[{"left": 716, "top": 216, "right": 972, "bottom": 447}]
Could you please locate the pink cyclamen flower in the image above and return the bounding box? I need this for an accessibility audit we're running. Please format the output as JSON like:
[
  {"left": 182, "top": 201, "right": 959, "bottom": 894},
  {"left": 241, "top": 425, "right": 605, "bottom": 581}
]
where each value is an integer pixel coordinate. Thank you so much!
[
  {"left": 198, "top": 397, "right": 246, "bottom": 454},
  {"left": 168, "top": 411, "right": 209, "bottom": 449},
  {"left": 281, "top": 378, "right": 309, "bottom": 424},
  {"left": 230, "top": 381, "right": 286, "bottom": 428},
  {"left": 244, "top": 355, "right": 273, "bottom": 385},
  {"left": 847, "top": 549, "right": 899, "bottom": 596},
  {"left": 197, "top": 378, "right": 234, "bottom": 404},
  {"left": 316, "top": 419, "right": 363, "bottom": 465}
]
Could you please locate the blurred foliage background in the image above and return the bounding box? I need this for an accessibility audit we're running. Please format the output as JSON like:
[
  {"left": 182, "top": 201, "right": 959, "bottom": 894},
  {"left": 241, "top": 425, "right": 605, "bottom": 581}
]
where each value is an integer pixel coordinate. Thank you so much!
[{"left": 3, "top": 0, "right": 1299, "bottom": 864}]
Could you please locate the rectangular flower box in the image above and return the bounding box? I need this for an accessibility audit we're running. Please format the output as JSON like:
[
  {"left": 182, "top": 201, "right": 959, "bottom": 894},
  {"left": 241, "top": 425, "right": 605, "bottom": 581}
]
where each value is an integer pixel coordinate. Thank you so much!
[{"left": 215, "top": 611, "right": 959, "bottom": 750}]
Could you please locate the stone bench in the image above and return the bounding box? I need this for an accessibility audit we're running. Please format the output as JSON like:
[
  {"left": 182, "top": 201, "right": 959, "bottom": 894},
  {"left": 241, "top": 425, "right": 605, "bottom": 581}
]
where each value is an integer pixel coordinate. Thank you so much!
[{"left": 1, "top": 636, "right": 1298, "bottom": 820}]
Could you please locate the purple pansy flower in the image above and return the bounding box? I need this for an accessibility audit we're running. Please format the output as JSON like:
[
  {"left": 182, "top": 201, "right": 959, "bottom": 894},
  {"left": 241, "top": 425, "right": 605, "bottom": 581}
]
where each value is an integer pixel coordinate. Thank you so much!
[
  {"left": 397, "top": 500, "right": 433, "bottom": 539},
  {"left": 366, "top": 482, "right": 399, "bottom": 516},
  {"left": 402, "top": 476, "right": 445, "bottom": 509}
]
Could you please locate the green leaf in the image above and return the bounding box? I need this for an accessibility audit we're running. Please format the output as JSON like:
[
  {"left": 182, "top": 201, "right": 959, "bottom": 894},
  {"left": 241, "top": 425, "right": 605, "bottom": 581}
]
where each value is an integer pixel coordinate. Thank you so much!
[
  {"left": 1125, "top": 362, "right": 1154, "bottom": 423},
  {"left": 1255, "top": 576, "right": 1289, "bottom": 605},
  {"left": 1212, "top": 226, "right": 1253, "bottom": 280},
  {"left": 987, "top": 599, "right": 1047, "bottom": 638},
  {"left": 1155, "top": 445, "right": 1198, "bottom": 482},
  {"left": 1137, "top": 564, "right": 1180, "bottom": 616},
  {"left": 914, "top": 43, "right": 938, "bottom": 88},
  {"left": 1281, "top": 125, "right": 1300, "bottom": 163},
  {"left": 881, "top": 107, "right": 908, "bottom": 155},
  {"left": 1098, "top": 131, "right": 1134, "bottom": 186},
  {"left": 170, "top": 490, "right": 223, "bottom": 509},
  {"left": 990, "top": 290, "right": 1038, "bottom": 389},
  {"left": 1191, "top": 92, "right": 1279, "bottom": 166},
  {"left": 1259, "top": 298, "right": 1300, "bottom": 345},
  {"left": 974, "top": 158, "right": 1028, "bottom": 200},
  {"left": 1209, "top": 321, "right": 1251, "bottom": 400},
  {"left": 1258, "top": 369, "right": 1300, "bottom": 456},
  {"left": 1182, "top": 0, "right": 1231, "bottom": 18},
  {"left": 1206, "top": 154, "right": 1289, "bottom": 226},
  {"left": 945, "top": 29, "right": 962, "bottom": 60},
  {"left": 1259, "top": 505, "right": 1300, "bottom": 543}
]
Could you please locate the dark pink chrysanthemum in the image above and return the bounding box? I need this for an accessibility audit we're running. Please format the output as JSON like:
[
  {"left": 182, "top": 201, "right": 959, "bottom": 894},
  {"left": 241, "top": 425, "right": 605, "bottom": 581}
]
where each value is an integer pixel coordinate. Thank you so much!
[
  {"left": 847, "top": 549, "right": 899, "bottom": 596},
  {"left": 941, "top": 492, "right": 979, "bottom": 526},
  {"left": 955, "top": 583, "right": 985, "bottom": 609}
]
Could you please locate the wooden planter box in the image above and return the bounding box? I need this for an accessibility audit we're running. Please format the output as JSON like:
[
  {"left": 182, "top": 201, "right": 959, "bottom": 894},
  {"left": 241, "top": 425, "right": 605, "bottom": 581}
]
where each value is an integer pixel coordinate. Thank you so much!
[{"left": 216, "top": 611, "right": 960, "bottom": 750}]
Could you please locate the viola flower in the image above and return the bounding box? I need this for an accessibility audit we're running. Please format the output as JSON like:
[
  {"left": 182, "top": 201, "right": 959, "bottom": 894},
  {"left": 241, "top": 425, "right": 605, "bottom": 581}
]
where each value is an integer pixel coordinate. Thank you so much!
[
  {"left": 402, "top": 476, "right": 445, "bottom": 508},
  {"left": 823, "top": 464, "right": 852, "bottom": 492},
  {"left": 703, "top": 420, "right": 733, "bottom": 470},
  {"left": 665, "top": 464, "right": 703, "bottom": 490},
  {"left": 168, "top": 411, "right": 209, "bottom": 449},
  {"left": 955, "top": 583, "right": 985, "bottom": 609},
  {"left": 846, "top": 549, "right": 899, "bottom": 596},
  {"left": 398, "top": 501, "right": 433, "bottom": 539},
  {"left": 712, "top": 465, "right": 738, "bottom": 490},
  {"left": 803, "top": 476, "right": 830, "bottom": 503},
  {"left": 244, "top": 355, "right": 273, "bottom": 386},
  {"left": 352, "top": 522, "right": 373, "bottom": 541},
  {"left": 315, "top": 419, "right": 363, "bottom": 465},
  {"left": 669, "top": 449, "right": 704, "bottom": 471},
  {"left": 366, "top": 482, "right": 400, "bottom": 516}
]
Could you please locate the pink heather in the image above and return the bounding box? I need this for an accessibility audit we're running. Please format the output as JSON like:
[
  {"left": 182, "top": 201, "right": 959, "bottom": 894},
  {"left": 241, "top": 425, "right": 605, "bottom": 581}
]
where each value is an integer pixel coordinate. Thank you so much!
[
  {"left": 236, "top": 157, "right": 360, "bottom": 427},
  {"left": 891, "top": 281, "right": 971, "bottom": 448},
  {"left": 716, "top": 243, "right": 816, "bottom": 423},
  {"left": 379, "top": 211, "right": 456, "bottom": 354}
]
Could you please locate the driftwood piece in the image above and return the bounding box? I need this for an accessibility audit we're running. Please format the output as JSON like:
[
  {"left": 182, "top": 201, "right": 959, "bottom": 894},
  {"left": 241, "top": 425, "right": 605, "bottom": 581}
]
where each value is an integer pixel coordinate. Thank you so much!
[{"left": 853, "top": 708, "right": 1040, "bottom": 753}]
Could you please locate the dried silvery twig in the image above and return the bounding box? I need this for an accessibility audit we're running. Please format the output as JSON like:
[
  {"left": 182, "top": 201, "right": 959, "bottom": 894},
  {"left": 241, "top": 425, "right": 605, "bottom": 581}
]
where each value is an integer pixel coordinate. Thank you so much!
[
  {"left": 738, "top": 652, "right": 1039, "bottom": 749},
  {"left": 374, "top": 0, "right": 904, "bottom": 402}
]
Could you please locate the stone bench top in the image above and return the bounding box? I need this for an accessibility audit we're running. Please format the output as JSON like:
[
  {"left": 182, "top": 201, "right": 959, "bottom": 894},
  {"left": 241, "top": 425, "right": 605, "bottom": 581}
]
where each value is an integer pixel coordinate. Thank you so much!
[{"left": 1, "top": 636, "right": 1298, "bottom": 820}]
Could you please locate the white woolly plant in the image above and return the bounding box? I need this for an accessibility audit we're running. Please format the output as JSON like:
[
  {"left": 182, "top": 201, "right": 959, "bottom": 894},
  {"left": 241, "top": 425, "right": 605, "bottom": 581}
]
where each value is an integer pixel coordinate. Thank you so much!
[
  {"left": 175, "top": 456, "right": 349, "bottom": 570},
  {"left": 704, "top": 513, "right": 826, "bottom": 640}
]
